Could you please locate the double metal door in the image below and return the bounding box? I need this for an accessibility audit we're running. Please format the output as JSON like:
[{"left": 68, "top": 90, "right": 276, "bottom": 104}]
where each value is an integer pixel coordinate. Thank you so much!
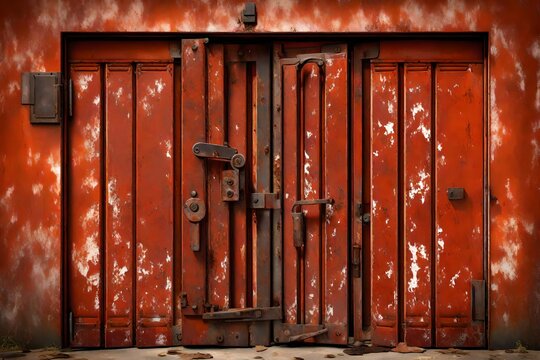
[{"left": 66, "top": 38, "right": 485, "bottom": 349}]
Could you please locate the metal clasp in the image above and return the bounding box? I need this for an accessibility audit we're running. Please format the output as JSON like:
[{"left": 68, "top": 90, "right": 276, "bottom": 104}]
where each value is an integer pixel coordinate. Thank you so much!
[{"left": 291, "top": 198, "right": 334, "bottom": 248}]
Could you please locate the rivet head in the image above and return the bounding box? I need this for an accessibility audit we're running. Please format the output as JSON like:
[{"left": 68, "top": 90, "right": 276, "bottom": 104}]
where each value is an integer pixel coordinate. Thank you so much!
[
  {"left": 226, "top": 179, "right": 234, "bottom": 186},
  {"left": 226, "top": 190, "right": 234, "bottom": 198},
  {"left": 190, "top": 190, "right": 197, "bottom": 197},
  {"left": 189, "top": 203, "right": 199, "bottom": 212}
]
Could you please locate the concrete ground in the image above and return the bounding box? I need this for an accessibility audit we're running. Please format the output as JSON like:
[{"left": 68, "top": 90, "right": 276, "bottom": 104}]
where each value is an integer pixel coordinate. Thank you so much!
[{"left": 6, "top": 346, "right": 540, "bottom": 360}]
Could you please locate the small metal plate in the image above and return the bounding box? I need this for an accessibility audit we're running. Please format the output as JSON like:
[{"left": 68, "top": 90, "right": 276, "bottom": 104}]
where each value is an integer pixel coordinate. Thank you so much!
[
  {"left": 447, "top": 187, "right": 465, "bottom": 200},
  {"left": 222, "top": 170, "right": 239, "bottom": 202}
]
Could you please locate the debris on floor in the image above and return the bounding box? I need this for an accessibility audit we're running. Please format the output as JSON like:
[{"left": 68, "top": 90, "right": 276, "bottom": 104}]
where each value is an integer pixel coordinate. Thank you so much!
[
  {"left": 504, "top": 341, "right": 528, "bottom": 354},
  {"left": 38, "top": 351, "right": 71, "bottom": 359},
  {"left": 343, "top": 345, "right": 391, "bottom": 356},
  {"left": 167, "top": 349, "right": 184, "bottom": 355},
  {"left": 178, "top": 353, "right": 213, "bottom": 360},
  {"left": 391, "top": 342, "right": 426, "bottom": 353},
  {"left": 437, "top": 348, "right": 469, "bottom": 355},
  {"left": 255, "top": 346, "right": 267, "bottom": 352}
]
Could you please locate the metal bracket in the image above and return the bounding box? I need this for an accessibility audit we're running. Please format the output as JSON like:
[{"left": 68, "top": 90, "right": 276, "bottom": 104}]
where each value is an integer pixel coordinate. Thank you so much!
[
  {"left": 250, "top": 192, "right": 281, "bottom": 209},
  {"left": 21, "top": 72, "right": 63, "bottom": 124},
  {"left": 241, "top": 2, "right": 257, "bottom": 25},
  {"left": 222, "top": 170, "right": 240, "bottom": 202},
  {"left": 202, "top": 306, "right": 281, "bottom": 322}
]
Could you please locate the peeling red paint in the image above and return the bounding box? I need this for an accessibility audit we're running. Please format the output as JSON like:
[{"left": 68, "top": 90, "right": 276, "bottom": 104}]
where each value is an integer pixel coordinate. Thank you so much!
[{"left": 0, "top": 0, "right": 538, "bottom": 350}]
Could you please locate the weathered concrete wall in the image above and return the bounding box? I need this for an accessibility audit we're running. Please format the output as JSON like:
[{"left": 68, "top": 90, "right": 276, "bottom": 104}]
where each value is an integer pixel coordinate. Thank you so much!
[{"left": 0, "top": 0, "right": 538, "bottom": 349}]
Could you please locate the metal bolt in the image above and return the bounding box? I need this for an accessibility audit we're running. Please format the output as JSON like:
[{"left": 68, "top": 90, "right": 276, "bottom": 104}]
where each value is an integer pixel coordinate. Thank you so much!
[
  {"left": 192, "top": 43, "right": 198, "bottom": 51},
  {"left": 226, "top": 179, "right": 234, "bottom": 186},
  {"left": 190, "top": 190, "right": 197, "bottom": 197},
  {"left": 226, "top": 190, "right": 234, "bottom": 198},
  {"left": 189, "top": 203, "right": 199, "bottom": 212},
  {"left": 194, "top": 147, "right": 200, "bottom": 154},
  {"left": 253, "top": 198, "right": 259, "bottom": 204},
  {"left": 216, "top": 335, "right": 224, "bottom": 343}
]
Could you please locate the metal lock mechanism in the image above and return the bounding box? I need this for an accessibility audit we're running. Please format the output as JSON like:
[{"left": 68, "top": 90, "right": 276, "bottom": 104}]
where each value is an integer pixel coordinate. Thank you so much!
[
  {"left": 184, "top": 194, "right": 206, "bottom": 252},
  {"left": 291, "top": 198, "right": 334, "bottom": 248},
  {"left": 192, "top": 142, "right": 246, "bottom": 203}
]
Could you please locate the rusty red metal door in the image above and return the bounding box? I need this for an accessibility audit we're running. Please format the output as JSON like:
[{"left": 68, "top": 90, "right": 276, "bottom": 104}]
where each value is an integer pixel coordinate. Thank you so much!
[
  {"left": 67, "top": 44, "right": 175, "bottom": 348},
  {"left": 367, "top": 41, "right": 486, "bottom": 348},
  {"left": 179, "top": 40, "right": 275, "bottom": 346},
  {"left": 272, "top": 43, "right": 350, "bottom": 345}
]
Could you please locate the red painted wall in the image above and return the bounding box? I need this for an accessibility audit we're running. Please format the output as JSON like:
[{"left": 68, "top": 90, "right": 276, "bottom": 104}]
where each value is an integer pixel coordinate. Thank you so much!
[{"left": 0, "top": 0, "right": 538, "bottom": 349}]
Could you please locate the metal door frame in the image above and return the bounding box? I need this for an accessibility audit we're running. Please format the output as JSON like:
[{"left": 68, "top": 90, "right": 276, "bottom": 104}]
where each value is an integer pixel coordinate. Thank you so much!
[{"left": 61, "top": 33, "right": 489, "bottom": 348}]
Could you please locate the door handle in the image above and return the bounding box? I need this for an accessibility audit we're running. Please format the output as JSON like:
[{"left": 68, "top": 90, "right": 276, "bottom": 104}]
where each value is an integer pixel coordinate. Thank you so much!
[
  {"left": 291, "top": 198, "right": 334, "bottom": 248},
  {"left": 192, "top": 142, "right": 246, "bottom": 169},
  {"left": 184, "top": 195, "right": 206, "bottom": 251}
]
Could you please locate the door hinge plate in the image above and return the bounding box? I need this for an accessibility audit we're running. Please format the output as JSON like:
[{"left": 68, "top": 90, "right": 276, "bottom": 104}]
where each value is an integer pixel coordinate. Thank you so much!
[{"left": 250, "top": 193, "right": 281, "bottom": 209}]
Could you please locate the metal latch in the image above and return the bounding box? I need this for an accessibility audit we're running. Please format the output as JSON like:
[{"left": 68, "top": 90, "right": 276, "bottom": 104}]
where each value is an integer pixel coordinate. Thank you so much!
[
  {"left": 250, "top": 192, "right": 281, "bottom": 209},
  {"left": 202, "top": 306, "right": 281, "bottom": 321},
  {"left": 183, "top": 192, "right": 206, "bottom": 252},
  {"left": 192, "top": 142, "right": 246, "bottom": 169},
  {"left": 292, "top": 198, "right": 334, "bottom": 248}
]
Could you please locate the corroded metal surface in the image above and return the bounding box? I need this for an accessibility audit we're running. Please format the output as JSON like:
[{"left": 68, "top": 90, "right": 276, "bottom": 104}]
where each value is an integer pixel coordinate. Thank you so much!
[{"left": 0, "top": 0, "right": 538, "bottom": 350}]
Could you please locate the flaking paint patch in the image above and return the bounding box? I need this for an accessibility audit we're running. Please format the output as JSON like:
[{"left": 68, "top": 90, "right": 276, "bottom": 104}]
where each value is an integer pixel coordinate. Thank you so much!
[{"left": 492, "top": 218, "right": 520, "bottom": 281}]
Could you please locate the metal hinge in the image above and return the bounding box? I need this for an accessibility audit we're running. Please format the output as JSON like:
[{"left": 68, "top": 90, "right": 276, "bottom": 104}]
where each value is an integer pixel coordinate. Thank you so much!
[
  {"left": 202, "top": 306, "right": 281, "bottom": 321},
  {"left": 250, "top": 192, "right": 281, "bottom": 209}
]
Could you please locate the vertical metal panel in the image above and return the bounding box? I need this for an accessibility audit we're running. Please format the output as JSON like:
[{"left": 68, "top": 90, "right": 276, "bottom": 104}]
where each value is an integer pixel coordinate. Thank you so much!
[
  {"left": 403, "top": 64, "right": 433, "bottom": 347},
  {"left": 228, "top": 62, "right": 249, "bottom": 310},
  {"left": 303, "top": 63, "right": 322, "bottom": 327},
  {"left": 135, "top": 63, "right": 174, "bottom": 347},
  {"left": 69, "top": 64, "right": 103, "bottom": 347},
  {"left": 282, "top": 64, "right": 299, "bottom": 326},
  {"left": 251, "top": 46, "right": 273, "bottom": 346},
  {"left": 351, "top": 46, "right": 364, "bottom": 341},
  {"left": 323, "top": 51, "right": 349, "bottom": 344},
  {"left": 370, "top": 63, "right": 399, "bottom": 347},
  {"left": 206, "top": 44, "right": 230, "bottom": 311},
  {"left": 104, "top": 64, "right": 134, "bottom": 348},
  {"left": 180, "top": 39, "right": 211, "bottom": 346},
  {"left": 435, "top": 63, "right": 484, "bottom": 347}
]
